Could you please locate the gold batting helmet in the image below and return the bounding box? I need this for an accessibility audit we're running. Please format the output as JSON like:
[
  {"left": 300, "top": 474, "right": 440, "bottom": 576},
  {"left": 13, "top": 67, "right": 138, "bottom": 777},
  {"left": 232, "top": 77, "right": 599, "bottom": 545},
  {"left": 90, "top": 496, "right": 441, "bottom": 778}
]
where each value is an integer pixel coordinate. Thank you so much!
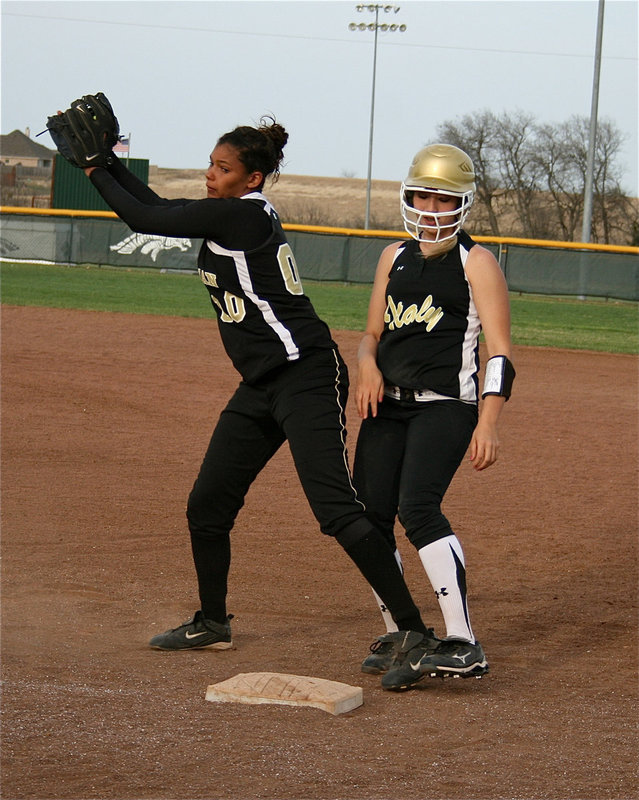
[{"left": 401, "top": 144, "right": 476, "bottom": 242}]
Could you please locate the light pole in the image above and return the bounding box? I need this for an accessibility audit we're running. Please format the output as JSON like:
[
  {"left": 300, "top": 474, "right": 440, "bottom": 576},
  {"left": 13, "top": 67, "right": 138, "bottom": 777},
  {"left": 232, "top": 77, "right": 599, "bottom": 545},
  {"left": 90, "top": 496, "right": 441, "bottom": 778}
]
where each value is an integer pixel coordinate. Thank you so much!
[
  {"left": 581, "top": 0, "right": 605, "bottom": 245},
  {"left": 349, "top": 4, "right": 406, "bottom": 229},
  {"left": 579, "top": 0, "right": 605, "bottom": 300}
]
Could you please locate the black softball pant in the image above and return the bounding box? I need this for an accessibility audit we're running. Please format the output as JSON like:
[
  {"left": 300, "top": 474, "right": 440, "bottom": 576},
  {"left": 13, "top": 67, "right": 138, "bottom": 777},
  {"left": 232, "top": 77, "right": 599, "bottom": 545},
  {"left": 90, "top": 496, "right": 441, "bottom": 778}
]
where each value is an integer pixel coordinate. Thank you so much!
[
  {"left": 353, "top": 398, "right": 478, "bottom": 552},
  {"left": 186, "top": 348, "right": 425, "bottom": 633}
]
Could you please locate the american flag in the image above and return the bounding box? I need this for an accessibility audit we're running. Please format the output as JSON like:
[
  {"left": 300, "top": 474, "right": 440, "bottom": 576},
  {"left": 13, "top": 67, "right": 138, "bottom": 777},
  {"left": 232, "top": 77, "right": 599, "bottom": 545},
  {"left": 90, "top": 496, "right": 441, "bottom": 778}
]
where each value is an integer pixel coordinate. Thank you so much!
[{"left": 113, "top": 136, "right": 130, "bottom": 154}]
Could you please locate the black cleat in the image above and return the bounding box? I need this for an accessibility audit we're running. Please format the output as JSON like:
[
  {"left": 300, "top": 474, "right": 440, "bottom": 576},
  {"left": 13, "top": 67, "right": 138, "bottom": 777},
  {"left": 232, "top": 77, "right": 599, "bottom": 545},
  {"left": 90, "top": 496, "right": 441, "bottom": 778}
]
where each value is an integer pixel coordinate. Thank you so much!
[
  {"left": 361, "top": 629, "right": 439, "bottom": 674},
  {"left": 149, "top": 611, "right": 234, "bottom": 651},
  {"left": 381, "top": 638, "right": 488, "bottom": 690}
]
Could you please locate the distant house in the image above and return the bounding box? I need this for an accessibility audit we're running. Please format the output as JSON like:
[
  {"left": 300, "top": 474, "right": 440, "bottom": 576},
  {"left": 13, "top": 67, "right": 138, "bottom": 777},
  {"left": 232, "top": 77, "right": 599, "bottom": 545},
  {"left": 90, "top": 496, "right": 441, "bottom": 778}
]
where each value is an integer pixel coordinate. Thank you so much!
[{"left": 0, "top": 129, "right": 56, "bottom": 168}]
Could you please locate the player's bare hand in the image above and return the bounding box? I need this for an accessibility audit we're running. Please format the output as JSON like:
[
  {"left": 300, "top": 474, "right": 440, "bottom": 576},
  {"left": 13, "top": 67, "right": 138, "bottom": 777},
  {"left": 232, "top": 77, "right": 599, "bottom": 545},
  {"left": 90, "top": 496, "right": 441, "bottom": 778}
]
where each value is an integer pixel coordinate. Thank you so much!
[
  {"left": 355, "top": 360, "right": 384, "bottom": 419},
  {"left": 469, "top": 418, "right": 500, "bottom": 471}
]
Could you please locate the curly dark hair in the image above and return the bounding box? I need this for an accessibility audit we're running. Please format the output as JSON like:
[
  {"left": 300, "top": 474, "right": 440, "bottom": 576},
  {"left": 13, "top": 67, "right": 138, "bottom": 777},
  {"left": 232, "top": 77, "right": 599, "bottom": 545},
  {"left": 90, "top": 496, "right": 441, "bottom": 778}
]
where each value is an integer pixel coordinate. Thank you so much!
[{"left": 217, "top": 115, "right": 288, "bottom": 187}]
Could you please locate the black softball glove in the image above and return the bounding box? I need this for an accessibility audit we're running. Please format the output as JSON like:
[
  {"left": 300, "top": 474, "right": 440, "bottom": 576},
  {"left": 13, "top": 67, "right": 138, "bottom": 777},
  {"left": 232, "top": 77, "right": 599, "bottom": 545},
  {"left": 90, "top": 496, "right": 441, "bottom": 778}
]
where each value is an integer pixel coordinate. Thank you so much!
[{"left": 45, "top": 92, "right": 120, "bottom": 168}]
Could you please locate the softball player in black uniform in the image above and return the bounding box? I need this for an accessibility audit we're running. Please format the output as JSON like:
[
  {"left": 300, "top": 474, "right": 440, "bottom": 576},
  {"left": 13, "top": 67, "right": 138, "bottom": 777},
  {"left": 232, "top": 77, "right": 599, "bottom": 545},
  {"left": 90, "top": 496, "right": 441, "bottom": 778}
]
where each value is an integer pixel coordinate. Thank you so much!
[
  {"left": 84, "top": 116, "right": 433, "bottom": 660},
  {"left": 353, "top": 144, "right": 515, "bottom": 690}
]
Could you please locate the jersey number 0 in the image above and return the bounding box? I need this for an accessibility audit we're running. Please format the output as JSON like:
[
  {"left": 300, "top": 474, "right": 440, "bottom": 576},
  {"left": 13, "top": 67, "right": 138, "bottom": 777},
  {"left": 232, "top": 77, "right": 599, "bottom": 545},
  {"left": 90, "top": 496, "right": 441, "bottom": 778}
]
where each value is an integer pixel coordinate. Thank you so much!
[{"left": 277, "top": 243, "right": 304, "bottom": 295}]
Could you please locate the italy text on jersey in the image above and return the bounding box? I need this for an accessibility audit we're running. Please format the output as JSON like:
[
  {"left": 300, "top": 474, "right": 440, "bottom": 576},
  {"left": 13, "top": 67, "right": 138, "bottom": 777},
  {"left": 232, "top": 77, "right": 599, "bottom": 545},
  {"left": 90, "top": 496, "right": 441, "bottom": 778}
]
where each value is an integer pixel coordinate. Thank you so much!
[{"left": 384, "top": 294, "right": 444, "bottom": 333}]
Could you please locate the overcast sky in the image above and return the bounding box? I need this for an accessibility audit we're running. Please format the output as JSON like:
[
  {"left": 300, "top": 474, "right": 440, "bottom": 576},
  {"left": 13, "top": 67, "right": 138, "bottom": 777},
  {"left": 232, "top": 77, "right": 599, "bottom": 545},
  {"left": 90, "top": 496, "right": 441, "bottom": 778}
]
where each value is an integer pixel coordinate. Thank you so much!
[{"left": 2, "top": 0, "right": 637, "bottom": 194}]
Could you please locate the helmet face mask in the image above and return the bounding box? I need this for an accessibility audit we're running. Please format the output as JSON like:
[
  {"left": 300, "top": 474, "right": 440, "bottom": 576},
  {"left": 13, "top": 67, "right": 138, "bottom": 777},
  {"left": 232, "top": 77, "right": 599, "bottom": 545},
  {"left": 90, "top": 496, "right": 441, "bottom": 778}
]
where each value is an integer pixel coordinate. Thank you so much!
[
  {"left": 400, "top": 144, "right": 476, "bottom": 243},
  {"left": 401, "top": 186, "right": 473, "bottom": 243}
]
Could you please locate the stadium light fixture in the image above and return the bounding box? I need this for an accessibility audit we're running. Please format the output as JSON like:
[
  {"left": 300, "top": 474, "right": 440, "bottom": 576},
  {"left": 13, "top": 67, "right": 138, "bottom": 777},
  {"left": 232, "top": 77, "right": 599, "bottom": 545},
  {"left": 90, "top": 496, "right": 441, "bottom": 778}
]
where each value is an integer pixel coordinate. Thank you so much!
[{"left": 349, "top": 4, "right": 406, "bottom": 229}]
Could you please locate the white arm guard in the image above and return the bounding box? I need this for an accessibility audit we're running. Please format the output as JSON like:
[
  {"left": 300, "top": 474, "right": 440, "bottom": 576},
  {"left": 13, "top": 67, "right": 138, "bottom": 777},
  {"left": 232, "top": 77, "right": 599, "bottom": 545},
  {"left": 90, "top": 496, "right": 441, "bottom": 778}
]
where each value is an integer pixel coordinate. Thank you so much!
[{"left": 482, "top": 355, "right": 516, "bottom": 400}]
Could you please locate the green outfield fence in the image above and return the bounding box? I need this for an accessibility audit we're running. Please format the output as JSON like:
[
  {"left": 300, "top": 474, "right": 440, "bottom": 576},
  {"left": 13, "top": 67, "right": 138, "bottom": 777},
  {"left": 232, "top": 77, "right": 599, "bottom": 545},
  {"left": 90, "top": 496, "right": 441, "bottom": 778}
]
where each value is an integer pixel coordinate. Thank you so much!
[{"left": 1, "top": 206, "right": 637, "bottom": 300}]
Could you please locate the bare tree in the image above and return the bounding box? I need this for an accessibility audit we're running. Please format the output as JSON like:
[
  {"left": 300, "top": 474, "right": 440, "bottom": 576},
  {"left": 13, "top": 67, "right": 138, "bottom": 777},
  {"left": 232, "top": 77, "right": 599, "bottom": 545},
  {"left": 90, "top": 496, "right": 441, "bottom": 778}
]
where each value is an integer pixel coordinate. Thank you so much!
[
  {"left": 592, "top": 119, "right": 630, "bottom": 243},
  {"left": 436, "top": 111, "right": 502, "bottom": 236},
  {"left": 534, "top": 121, "right": 585, "bottom": 240},
  {"left": 494, "top": 110, "right": 546, "bottom": 238},
  {"left": 433, "top": 109, "right": 634, "bottom": 244}
]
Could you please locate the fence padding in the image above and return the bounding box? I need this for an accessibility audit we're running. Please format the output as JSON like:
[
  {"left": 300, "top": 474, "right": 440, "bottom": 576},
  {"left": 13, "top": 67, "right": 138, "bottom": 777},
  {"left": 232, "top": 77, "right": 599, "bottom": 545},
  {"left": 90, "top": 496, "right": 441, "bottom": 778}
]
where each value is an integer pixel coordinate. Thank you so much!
[{"left": 1, "top": 210, "right": 637, "bottom": 301}]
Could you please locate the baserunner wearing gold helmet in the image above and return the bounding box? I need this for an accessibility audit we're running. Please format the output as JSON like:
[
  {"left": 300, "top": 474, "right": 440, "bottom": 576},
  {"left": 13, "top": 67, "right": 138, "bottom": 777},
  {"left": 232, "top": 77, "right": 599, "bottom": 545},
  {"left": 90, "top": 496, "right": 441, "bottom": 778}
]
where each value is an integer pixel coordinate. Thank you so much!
[{"left": 401, "top": 143, "right": 476, "bottom": 243}]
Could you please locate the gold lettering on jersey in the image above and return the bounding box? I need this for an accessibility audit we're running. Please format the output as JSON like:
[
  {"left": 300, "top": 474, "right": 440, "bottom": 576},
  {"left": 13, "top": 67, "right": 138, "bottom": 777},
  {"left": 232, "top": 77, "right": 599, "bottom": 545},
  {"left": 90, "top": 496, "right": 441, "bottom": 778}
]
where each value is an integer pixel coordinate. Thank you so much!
[
  {"left": 211, "top": 291, "right": 246, "bottom": 323},
  {"left": 198, "top": 269, "right": 245, "bottom": 323},
  {"left": 198, "top": 268, "right": 218, "bottom": 288},
  {"left": 385, "top": 295, "right": 444, "bottom": 332}
]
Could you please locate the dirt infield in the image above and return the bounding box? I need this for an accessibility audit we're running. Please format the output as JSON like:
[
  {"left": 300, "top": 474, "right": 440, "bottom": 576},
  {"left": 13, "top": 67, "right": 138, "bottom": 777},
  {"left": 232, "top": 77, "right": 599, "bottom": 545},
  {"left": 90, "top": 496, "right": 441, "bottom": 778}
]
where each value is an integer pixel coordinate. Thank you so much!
[{"left": 2, "top": 304, "right": 637, "bottom": 800}]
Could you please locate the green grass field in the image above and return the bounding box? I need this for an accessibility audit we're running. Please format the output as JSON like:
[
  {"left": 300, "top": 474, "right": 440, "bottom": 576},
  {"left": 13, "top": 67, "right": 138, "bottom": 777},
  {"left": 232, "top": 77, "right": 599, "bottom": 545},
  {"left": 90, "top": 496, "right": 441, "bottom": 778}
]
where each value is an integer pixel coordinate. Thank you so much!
[{"left": 1, "top": 262, "right": 637, "bottom": 354}]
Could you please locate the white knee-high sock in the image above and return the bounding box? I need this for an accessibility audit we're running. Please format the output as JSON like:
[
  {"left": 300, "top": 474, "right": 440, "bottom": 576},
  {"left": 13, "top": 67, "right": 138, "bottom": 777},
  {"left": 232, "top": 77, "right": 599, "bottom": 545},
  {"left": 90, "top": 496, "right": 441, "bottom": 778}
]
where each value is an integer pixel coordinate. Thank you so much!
[
  {"left": 372, "top": 548, "right": 403, "bottom": 633},
  {"left": 418, "top": 535, "right": 475, "bottom": 642}
]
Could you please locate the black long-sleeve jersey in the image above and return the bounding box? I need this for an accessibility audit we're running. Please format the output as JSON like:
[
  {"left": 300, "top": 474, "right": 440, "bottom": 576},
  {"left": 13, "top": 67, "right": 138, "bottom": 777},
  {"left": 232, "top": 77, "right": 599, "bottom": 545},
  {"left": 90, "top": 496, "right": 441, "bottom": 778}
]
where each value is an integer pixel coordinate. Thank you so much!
[{"left": 90, "top": 158, "right": 334, "bottom": 383}]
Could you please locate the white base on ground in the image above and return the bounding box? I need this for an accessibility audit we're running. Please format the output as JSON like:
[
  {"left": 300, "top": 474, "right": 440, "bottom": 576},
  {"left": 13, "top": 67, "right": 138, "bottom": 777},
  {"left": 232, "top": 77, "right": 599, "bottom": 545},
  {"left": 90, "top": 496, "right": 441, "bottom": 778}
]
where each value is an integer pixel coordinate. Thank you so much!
[{"left": 205, "top": 672, "right": 364, "bottom": 715}]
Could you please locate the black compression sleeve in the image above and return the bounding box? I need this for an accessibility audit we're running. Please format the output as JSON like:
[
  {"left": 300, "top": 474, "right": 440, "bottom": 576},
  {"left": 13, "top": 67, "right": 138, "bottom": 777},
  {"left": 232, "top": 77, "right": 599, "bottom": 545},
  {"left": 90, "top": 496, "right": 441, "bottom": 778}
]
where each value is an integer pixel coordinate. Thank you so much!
[
  {"left": 107, "top": 155, "right": 171, "bottom": 206},
  {"left": 89, "top": 167, "right": 271, "bottom": 247}
]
